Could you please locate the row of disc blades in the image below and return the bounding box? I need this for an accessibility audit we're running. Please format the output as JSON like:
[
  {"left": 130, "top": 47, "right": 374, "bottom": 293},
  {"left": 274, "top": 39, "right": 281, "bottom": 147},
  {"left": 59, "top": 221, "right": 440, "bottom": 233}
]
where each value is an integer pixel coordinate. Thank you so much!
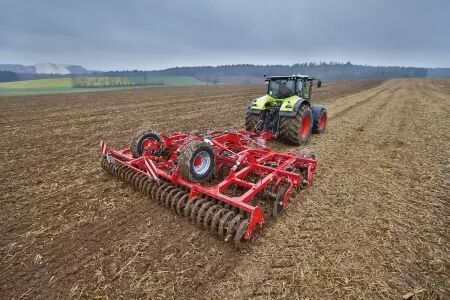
[{"left": 101, "top": 158, "right": 250, "bottom": 244}]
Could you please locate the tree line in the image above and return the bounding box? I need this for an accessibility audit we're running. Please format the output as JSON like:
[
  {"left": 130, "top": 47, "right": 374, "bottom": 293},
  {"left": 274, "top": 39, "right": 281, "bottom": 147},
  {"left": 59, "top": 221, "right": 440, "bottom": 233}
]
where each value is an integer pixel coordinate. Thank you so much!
[
  {"left": 71, "top": 76, "right": 163, "bottom": 88},
  {"left": 0, "top": 62, "right": 440, "bottom": 84},
  {"left": 149, "top": 62, "right": 428, "bottom": 81},
  {"left": 0, "top": 71, "right": 20, "bottom": 82},
  {"left": 82, "top": 62, "right": 429, "bottom": 81}
]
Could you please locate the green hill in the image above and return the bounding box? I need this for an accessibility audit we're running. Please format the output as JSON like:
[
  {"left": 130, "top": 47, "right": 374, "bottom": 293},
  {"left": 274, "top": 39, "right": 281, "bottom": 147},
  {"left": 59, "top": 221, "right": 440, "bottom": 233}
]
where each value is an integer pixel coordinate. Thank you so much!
[{"left": 0, "top": 76, "right": 204, "bottom": 96}]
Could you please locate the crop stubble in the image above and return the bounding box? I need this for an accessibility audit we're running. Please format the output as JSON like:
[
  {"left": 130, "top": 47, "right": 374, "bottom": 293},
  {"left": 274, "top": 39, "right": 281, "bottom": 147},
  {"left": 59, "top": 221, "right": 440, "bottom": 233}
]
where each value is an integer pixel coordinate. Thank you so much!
[{"left": 0, "top": 79, "right": 448, "bottom": 299}]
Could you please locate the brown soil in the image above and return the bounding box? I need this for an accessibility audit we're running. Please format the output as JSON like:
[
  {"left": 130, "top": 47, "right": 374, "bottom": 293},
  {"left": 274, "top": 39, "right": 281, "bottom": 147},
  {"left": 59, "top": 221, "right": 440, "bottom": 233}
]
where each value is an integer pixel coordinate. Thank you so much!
[{"left": 1, "top": 79, "right": 449, "bottom": 299}]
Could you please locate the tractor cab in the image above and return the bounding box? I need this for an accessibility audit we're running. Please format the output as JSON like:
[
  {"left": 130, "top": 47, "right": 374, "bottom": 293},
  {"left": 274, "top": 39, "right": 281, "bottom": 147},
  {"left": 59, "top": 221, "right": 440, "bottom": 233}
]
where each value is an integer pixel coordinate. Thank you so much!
[{"left": 265, "top": 75, "right": 316, "bottom": 100}]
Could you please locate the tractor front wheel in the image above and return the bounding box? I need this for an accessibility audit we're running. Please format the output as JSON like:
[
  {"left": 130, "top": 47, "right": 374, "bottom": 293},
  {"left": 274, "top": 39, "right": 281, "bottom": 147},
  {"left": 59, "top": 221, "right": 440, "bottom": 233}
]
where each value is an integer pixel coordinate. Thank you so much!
[
  {"left": 279, "top": 105, "right": 313, "bottom": 145},
  {"left": 245, "top": 112, "right": 260, "bottom": 131}
]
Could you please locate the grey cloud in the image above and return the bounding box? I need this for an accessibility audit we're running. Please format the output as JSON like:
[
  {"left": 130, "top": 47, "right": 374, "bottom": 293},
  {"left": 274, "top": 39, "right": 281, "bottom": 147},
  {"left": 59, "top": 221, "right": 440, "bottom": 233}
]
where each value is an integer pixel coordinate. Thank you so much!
[{"left": 0, "top": 0, "right": 449, "bottom": 70}]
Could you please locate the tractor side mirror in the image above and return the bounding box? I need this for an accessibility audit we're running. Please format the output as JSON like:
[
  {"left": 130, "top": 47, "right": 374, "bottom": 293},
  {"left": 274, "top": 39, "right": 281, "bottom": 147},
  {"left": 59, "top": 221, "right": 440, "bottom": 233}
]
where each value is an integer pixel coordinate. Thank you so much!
[{"left": 317, "top": 80, "right": 322, "bottom": 88}]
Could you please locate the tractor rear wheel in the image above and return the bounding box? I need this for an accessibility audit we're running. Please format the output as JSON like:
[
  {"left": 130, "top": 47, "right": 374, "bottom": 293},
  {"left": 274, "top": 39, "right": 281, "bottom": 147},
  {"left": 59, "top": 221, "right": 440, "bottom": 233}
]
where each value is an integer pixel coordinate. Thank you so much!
[
  {"left": 130, "top": 130, "right": 163, "bottom": 158},
  {"left": 279, "top": 105, "right": 313, "bottom": 145},
  {"left": 245, "top": 113, "right": 260, "bottom": 131},
  {"left": 312, "top": 107, "right": 327, "bottom": 134},
  {"left": 178, "top": 141, "right": 215, "bottom": 182}
]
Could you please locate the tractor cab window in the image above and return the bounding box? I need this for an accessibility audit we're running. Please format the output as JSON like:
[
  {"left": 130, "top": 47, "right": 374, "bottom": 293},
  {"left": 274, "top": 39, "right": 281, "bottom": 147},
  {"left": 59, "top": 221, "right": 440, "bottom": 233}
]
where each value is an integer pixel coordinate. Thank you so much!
[
  {"left": 303, "top": 80, "right": 310, "bottom": 99},
  {"left": 297, "top": 80, "right": 303, "bottom": 95},
  {"left": 268, "top": 79, "right": 295, "bottom": 99}
]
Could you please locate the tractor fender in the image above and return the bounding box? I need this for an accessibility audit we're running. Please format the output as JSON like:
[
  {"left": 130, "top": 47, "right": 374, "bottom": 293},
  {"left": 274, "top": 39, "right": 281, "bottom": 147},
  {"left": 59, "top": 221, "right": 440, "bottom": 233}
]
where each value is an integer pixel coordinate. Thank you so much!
[
  {"left": 311, "top": 104, "right": 327, "bottom": 119},
  {"left": 247, "top": 95, "right": 274, "bottom": 114},
  {"left": 279, "top": 98, "right": 310, "bottom": 117}
]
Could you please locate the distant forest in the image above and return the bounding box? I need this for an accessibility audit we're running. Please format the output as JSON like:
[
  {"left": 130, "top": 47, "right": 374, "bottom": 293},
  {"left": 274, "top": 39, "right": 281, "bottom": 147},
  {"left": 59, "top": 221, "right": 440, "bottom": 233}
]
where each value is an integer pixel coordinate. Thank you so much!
[
  {"left": 97, "top": 62, "right": 429, "bottom": 83},
  {"left": 1, "top": 62, "right": 449, "bottom": 84}
]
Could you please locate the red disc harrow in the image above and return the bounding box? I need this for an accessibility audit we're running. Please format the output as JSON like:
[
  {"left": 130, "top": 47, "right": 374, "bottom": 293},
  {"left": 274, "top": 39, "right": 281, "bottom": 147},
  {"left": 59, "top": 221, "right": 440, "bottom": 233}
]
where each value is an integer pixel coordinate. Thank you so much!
[{"left": 100, "top": 129, "right": 317, "bottom": 245}]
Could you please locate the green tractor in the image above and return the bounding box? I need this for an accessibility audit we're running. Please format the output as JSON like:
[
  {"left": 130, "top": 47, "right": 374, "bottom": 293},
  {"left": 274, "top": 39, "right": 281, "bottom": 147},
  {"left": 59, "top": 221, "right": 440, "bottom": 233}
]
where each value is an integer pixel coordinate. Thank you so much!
[{"left": 245, "top": 75, "right": 327, "bottom": 145}]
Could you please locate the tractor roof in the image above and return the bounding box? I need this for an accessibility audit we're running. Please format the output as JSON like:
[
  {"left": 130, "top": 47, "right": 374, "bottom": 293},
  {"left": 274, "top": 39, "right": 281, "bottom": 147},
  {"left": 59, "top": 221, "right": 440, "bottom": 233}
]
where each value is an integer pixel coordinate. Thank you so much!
[{"left": 265, "top": 74, "right": 313, "bottom": 81}]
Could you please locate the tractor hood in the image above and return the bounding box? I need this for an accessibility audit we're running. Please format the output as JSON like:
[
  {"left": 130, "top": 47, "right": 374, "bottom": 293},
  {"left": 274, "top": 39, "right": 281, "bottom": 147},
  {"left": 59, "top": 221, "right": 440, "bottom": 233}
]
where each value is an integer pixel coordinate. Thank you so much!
[{"left": 250, "top": 94, "right": 300, "bottom": 112}]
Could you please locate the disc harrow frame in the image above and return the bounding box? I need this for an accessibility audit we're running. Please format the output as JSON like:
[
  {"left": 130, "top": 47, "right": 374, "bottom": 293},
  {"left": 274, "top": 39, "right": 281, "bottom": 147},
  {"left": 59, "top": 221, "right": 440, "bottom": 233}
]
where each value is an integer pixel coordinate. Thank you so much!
[{"left": 100, "top": 130, "right": 317, "bottom": 244}]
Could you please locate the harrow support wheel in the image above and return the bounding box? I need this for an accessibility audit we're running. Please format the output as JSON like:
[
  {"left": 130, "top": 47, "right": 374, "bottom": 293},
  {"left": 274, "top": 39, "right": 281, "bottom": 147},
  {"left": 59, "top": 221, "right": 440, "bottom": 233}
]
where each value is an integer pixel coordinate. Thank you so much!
[
  {"left": 279, "top": 105, "right": 313, "bottom": 145},
  {"left": 130, "top": 130, "right": 163, "bottom": 158},
  {"left": 178, "top": 141, "right": 215, "bottom": 183}
]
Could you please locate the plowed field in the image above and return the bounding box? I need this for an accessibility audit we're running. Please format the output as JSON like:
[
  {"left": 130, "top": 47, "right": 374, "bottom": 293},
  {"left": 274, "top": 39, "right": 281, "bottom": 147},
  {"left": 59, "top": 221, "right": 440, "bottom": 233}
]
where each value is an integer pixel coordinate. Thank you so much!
[{"left": 1, "top": 79, "right": 448, "bottom": 299}]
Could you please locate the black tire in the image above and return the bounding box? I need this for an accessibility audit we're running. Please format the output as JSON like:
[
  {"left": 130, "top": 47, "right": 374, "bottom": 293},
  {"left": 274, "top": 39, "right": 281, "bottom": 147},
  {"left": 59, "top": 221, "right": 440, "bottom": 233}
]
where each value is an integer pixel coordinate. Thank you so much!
[
  {"left": 245, "top": 112, "right": 260, "bottom": 131},
  {"left": 317, "top": 80, "right": 322, "bottom": 88},
  {"left": 178, "top": 141, "right": 215, "bottom": 182},
  {"left": 312, "top": 108, "right": 327, "bottom": 134},
  {"left": 298, "top": 148, "right": 316, "bottom": 160},
  {"left": 130, "top": 130, "right": 163, "bottom": 158},
  {"left": 279, "top": 105, "right": 313, "bottom": 145}
]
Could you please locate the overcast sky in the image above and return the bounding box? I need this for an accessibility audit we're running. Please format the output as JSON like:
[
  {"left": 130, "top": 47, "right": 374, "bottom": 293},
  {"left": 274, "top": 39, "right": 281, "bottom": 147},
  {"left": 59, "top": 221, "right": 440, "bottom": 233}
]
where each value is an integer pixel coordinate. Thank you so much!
[{"left": 1, "top": 0, "right": 449, "bottom": 70}]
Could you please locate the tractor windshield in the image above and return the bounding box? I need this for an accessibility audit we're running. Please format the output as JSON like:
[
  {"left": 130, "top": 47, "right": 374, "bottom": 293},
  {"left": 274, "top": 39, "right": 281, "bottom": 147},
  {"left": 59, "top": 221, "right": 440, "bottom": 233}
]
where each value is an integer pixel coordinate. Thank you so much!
[{"left": 268, "top": 79, "right": 296, "bottom": 99}]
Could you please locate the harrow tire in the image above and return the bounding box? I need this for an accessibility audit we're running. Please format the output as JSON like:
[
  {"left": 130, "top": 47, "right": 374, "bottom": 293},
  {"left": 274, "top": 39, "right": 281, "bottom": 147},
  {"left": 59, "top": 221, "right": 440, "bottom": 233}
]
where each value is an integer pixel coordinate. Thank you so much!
[
  {"left": 245, "top": 112, "right": 260, "bottom": 131},
  {"left": 130, "top": 130, "right": 163, "bottom": 158},
  {"left": 178, "top": 141, "right": 215, "bottom": 183},
  {"left": 279, "top": 105, "right": 313, "bottom": 145}
]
